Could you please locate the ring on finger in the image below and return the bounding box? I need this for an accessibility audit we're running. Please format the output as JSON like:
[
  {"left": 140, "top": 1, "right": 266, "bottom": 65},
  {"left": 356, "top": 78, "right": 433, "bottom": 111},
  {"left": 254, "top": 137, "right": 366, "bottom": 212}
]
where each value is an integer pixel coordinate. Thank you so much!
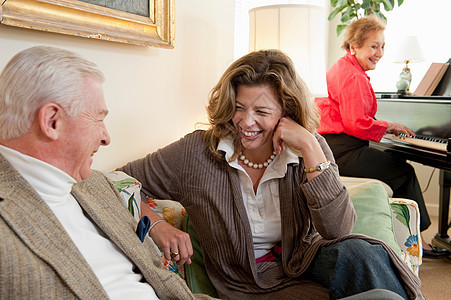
[{"left": 170, "top": 252, "right": 179, "bottom": 259}]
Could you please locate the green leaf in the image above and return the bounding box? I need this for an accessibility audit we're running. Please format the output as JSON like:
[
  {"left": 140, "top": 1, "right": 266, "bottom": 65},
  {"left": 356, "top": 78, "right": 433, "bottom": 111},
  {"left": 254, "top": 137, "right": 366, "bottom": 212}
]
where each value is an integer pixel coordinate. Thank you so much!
[
  {"left": 397, "top": 0, "right": 404, "bottom": 6},
  {"left": 341, "top": 6, "right": 357, "bottom": 22},
  {"left": 336, "top": 24, "right": 347, "bottom": 36},
  {"left": 331, "top": 0, "right": 339, "bottom": 8},
  {"left": 128, "top": 193, "right": 135, "bottom": 216},
  {"left": 381, "top": 0, "right": 394, "bottom": 11},
  {"left": 113, "top": 178, "right": 138, "bottom": 193},
  {"left": 391, "top": 203, "right": 411, "bottom": 235},
  {"left": 375, "top": 11, "right": 387, "bottom": 21},
  {"left": 362, "top": 0, "right": 373, "bottom": 10},
  {"left": 328, "top": 4, "right": 347, "bottom": 21}
]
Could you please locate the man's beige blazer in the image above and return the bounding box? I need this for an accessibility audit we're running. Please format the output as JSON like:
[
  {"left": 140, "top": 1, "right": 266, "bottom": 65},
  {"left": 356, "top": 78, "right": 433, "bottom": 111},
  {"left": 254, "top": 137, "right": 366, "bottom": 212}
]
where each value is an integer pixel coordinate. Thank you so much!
[{"left": 0, "top": 154, "right": 199, "bottom": 299}]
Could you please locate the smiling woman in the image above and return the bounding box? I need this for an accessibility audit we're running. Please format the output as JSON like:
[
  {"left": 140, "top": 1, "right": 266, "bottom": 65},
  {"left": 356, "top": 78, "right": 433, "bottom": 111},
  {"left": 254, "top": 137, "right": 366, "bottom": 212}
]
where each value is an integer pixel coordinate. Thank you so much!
[
  {"left": 316, "top": 15, "right": 450, "bottom": 260},
  {"left": 117, "top": 49, "right": 423, "bottom": 299}
]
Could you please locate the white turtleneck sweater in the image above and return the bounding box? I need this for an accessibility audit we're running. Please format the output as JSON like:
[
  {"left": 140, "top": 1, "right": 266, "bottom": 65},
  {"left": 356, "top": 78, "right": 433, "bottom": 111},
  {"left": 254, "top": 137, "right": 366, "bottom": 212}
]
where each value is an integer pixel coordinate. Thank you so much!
[{"left": 0, "top": 145, "right": 158, "bottom": 299}]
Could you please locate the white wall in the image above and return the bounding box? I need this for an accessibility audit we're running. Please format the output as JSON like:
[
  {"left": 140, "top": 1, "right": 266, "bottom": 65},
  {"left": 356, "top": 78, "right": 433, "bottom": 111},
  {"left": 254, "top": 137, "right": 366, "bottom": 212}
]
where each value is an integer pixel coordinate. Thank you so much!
[{"left": 0, "top": 0, "right": 235, "bottom": 172}]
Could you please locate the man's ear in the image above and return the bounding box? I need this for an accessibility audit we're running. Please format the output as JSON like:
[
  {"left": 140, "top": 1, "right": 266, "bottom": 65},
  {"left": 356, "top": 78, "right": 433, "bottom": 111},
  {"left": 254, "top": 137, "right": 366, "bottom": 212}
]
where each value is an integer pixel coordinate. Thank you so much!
[{"left": 38, "top": 103, "right": 62, "bottom": 140}]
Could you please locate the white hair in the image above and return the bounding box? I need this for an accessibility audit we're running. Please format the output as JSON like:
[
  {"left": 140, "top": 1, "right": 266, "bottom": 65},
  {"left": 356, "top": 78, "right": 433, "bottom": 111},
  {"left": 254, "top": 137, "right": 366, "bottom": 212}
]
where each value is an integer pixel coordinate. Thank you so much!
[{"left": 0, "top": 46, "right": 105, "bottom": 139}]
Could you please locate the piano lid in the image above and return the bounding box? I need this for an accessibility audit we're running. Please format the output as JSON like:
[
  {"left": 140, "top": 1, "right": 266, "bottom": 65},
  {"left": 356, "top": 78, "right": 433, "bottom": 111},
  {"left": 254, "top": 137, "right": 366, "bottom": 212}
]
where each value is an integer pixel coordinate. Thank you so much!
[{"left": 375, "top": 94, "right": 451, "bottom": 140}]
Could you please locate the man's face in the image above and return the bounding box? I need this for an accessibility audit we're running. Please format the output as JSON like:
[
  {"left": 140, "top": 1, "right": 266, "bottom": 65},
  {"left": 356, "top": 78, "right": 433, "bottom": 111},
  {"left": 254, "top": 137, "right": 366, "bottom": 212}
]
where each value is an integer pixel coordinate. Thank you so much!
[{"left": 61, "top": 76, "right": 110, "bottom": 182}]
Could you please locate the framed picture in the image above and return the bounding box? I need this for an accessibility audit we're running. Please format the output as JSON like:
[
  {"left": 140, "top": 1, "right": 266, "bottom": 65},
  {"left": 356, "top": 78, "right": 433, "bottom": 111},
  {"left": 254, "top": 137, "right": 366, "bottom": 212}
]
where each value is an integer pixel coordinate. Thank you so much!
[{"left": 0, "top": 0, "right": 174, "bottom": 48}]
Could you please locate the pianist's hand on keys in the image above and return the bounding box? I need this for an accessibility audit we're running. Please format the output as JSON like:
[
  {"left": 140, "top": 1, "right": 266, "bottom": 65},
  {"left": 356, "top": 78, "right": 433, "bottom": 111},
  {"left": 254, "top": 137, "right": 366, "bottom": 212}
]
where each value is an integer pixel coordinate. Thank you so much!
[{"left": 383, "top": 133, "right": 448, "bottom": 152}]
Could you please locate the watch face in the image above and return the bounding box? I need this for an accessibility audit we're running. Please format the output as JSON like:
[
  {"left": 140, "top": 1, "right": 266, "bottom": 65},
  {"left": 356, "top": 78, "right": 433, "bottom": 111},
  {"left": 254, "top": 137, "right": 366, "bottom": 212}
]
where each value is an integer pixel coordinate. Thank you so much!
[{"left": 318, "top": 161, "right": 330, "bottom": 171}]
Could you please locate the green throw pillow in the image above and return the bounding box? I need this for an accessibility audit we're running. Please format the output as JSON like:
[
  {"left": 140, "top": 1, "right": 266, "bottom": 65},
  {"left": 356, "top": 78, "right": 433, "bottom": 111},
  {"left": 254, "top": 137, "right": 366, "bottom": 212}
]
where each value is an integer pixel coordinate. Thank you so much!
[
  {"left": 182, "top": 214, "right": 218, "bottom": 298},
  {"left": 348, "top": 181, "right": 402, "bottom": 256}
]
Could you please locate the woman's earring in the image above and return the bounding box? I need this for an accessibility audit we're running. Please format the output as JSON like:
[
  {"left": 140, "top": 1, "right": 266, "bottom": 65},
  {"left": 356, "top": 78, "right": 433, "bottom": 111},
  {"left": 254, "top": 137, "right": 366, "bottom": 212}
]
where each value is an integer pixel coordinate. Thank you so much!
[{"left": 351, "top": 50, "right": 356, "bottom": 55}]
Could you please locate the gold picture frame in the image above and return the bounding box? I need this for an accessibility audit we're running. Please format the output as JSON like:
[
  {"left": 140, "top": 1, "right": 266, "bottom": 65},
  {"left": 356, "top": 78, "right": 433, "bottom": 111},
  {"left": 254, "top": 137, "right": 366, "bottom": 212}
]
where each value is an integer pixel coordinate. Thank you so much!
[{"left": 0, "top": 0, "right": 174, "bottom": 48}]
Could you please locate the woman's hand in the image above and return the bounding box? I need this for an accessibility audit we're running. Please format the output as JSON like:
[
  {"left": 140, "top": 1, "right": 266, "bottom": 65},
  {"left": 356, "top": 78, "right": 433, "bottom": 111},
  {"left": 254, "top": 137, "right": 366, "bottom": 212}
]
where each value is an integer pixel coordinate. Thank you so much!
[
  {"left": 272, "top": 117, "right": 328, "bottom": 180},
  {"left": 272, "top": 117, "right": 316, "bottom": 156},
  {"left": 149, "top": 221, "right": 193, "bottom": 266},
  {"left": 386, "top": 121, "right": 416, "bottom": 137},
  {"left": 141, "top": 201, "right": 193, "bottom": 265}
]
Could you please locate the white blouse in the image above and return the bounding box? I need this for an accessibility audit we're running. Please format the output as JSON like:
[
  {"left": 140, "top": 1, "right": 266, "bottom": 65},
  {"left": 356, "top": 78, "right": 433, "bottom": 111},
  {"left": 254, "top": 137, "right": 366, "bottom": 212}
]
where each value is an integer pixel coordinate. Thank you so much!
[{"left": 217, "top": 137, "right": 300, "bottom": 259}]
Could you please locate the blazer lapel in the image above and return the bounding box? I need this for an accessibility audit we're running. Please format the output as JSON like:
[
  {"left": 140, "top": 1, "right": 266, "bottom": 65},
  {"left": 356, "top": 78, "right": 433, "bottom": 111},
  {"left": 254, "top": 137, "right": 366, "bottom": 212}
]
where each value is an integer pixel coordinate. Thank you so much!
[
  {"left": 0, "top": 155, "right": 108, "bottom": 299},
  {"left": 72, "top": 172, "right": 196, "bottom": 299},
  {"left": 71, "top": 173, "right": 163, "bottom": 272}
]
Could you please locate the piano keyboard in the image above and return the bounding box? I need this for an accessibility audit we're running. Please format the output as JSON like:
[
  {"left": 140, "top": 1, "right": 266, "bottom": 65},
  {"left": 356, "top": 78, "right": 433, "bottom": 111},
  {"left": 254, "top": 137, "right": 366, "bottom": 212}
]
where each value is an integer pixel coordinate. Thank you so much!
[{"left": 383, "top": 134, "right": 448, "bottom": 152}]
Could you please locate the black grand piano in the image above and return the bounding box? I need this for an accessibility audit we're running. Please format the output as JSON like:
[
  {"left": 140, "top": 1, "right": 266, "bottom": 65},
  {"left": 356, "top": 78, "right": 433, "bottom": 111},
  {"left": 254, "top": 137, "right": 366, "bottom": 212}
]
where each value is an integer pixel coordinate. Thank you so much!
[{"left": 373, "top": 89, "right": 451, "bottom": 251}]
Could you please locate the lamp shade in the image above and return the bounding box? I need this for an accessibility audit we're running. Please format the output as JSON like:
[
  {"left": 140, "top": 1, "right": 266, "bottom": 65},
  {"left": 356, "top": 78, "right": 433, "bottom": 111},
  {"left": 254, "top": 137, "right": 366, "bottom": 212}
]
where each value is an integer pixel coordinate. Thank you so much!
[
  {"left": 249, "top": 4, "right": 327, "bottom": 96},
  {"left": 392, "top": 36, "right": 425, "bottom": 64}
]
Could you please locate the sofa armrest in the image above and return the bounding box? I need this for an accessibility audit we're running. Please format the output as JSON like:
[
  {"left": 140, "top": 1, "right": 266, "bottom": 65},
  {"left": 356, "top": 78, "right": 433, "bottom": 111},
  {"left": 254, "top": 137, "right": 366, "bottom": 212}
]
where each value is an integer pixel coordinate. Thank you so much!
[
  {"left": 390, "top": 198, "right": 423, "bottom": 275},
  {"left": 341, "top": 176, "right": 393, "bottom": 197},
  {"left": 342, "top": 177, "right": 421, "bottom": 275},
  {"left": 104, "top": 170, "right": 142, "bottom": 222}
]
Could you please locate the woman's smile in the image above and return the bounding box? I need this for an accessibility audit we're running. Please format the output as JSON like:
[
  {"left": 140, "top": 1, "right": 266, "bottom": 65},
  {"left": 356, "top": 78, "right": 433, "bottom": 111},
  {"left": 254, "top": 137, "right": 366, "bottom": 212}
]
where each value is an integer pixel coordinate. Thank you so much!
[{"left": 232, "top": 84, "right": 282, "bottom": 154}]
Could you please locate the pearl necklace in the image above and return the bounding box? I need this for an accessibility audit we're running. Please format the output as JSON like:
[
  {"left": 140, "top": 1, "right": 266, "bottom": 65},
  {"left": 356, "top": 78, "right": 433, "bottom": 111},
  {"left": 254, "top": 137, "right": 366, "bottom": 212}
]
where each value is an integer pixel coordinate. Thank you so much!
[{"left": 239, "top": 151, "right": 276, "bottom": 169}]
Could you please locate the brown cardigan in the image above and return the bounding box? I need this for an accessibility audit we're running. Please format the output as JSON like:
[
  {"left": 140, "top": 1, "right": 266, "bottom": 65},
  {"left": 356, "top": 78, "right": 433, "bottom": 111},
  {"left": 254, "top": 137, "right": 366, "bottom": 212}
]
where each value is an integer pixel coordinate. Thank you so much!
[{"left": 119, "top": 130, "right": 422, "bottom": 299}]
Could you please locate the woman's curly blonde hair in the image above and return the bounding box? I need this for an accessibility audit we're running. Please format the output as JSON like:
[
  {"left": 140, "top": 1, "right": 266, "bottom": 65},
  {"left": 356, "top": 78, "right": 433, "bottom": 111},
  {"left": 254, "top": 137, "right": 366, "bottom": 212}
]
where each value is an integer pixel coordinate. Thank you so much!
[{"left": 204, "top": 49, "right": 319, "bottom": 161}]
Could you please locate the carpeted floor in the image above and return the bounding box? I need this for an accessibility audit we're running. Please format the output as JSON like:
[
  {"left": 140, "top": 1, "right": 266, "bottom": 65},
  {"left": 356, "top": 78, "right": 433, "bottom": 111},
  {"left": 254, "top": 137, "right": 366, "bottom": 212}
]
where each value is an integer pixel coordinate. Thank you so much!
[{"left": 418, "top": 215, "right": 451, "bottom": 300}]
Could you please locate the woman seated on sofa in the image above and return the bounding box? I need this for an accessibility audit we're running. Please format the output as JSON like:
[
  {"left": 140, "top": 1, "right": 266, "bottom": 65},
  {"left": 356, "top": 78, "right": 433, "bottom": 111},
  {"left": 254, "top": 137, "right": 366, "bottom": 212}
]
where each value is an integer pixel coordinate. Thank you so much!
[
  {"left": 316, "top": 15, "right": 449, "bottom": 259},
  {"left": 118, "top": 49, "right": 421, "bottom": 299}
]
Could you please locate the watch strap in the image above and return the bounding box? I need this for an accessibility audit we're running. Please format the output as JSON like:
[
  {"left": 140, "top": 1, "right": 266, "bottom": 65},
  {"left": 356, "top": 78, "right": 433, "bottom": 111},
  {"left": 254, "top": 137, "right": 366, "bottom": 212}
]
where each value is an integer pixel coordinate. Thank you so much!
[{"left": 304, "top": 160, "right": 331, "bottom": 173}]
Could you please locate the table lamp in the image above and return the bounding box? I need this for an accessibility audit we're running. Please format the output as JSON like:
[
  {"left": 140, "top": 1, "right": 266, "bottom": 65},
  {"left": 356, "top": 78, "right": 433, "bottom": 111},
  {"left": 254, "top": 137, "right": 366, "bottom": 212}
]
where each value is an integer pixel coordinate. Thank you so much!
[{"left": 393, "top": 36, "right": 424, "bottom": 94}]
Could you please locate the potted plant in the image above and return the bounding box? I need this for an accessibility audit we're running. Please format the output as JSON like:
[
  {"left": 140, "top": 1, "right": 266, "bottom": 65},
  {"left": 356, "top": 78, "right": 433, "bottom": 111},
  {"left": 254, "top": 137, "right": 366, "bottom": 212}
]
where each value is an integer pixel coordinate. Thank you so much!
[{"left": 328, "top": 0, "right": 405, "bottom": 35}]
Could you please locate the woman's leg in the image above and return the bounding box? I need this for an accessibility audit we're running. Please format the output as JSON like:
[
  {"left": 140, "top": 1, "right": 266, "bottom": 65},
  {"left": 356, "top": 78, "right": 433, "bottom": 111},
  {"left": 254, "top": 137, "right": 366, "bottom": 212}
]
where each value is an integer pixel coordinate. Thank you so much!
[
  {"left": 339, "top": 289, "right": 406, "bottom": 300},
  {"left": 304, "top": 239, "right": 409, "bottom": 300}
]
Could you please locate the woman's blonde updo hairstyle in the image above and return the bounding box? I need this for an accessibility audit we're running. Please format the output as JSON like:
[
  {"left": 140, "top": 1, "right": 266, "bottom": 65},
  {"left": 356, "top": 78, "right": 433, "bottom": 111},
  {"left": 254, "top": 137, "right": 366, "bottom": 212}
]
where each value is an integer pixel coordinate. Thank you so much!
[
  {"left": 205, "top": 49, "right": 319, "bottom": 161},
  {"left": 342, "top": 15, "right": 386, "bottom": 51}
]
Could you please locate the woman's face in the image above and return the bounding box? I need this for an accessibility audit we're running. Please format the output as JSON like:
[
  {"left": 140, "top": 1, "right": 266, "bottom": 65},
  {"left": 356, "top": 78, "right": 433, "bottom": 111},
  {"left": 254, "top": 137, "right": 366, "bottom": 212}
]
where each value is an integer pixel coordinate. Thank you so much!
[
  {"left": 232, "top": 84, "right": 283, "bottom": 153},
  {"left": 351, "top": 30, "right": 385, "bottom": 71}
]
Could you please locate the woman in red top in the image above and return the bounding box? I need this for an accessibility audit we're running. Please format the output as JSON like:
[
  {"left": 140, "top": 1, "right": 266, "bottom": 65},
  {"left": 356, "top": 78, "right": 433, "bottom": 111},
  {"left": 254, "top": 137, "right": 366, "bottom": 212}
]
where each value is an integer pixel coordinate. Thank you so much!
[{"left": 317, "top": 15, "right": 449, "bottom": 259}]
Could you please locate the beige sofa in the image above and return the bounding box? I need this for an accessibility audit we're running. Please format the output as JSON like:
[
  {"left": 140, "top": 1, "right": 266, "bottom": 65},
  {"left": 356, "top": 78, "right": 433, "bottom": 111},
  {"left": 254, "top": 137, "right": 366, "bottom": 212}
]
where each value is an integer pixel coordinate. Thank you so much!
[{"left": 105, "top": 171, "right": 422, "bottom": 296}]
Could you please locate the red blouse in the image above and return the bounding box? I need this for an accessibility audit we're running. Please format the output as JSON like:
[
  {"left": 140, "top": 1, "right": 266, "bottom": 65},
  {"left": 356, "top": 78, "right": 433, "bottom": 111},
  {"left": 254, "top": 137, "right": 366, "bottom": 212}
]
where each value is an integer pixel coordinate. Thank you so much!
[{"left": 316, "top": 51, "right": 387, "bottom": 142}]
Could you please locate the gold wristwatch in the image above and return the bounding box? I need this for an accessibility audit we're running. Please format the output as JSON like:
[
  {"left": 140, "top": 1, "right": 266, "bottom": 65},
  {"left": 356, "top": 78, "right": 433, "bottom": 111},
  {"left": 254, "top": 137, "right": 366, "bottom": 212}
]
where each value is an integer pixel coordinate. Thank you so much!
[{"left": 304, "top": 160, "right": 331, "bottom": 173}]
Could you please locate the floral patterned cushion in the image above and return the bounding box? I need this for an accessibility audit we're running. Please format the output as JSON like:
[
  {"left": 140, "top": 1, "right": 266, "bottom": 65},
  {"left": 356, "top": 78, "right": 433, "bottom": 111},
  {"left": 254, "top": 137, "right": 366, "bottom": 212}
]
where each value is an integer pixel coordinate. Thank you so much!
[
  {"left": 390, "top": 198, "right": 422, "bottom": 275},
  {"left": 106, "top": 171, "right": 142, "bottom": 222},
  {"left": 104, "top": 171, "right": 185, "bottom": 278}
]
